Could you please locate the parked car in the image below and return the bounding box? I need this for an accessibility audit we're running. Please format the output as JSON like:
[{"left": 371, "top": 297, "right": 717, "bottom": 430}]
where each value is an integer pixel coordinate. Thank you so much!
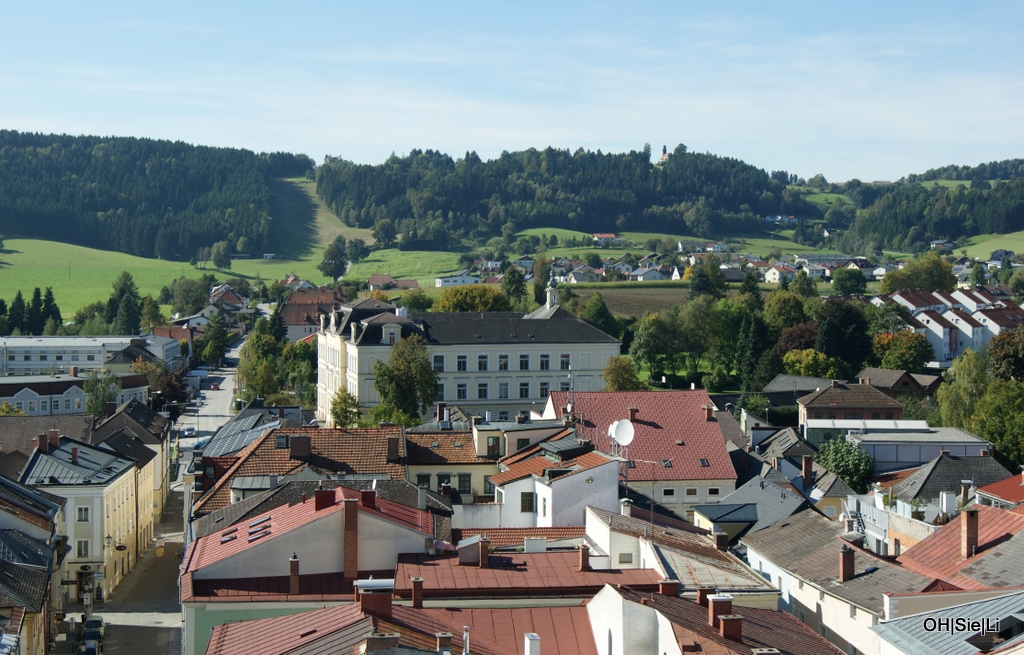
[
  {"left": 182, "top": 427, "right": 197, "bottom": 437},
  {"left": 210, "top": 383, "right": 220, "bottom": 390},
  {"left": 83, "top": 615, "right": 105, "bottom": 638},
  {"left": 78, "top": 641, "right": 102, "bottom": 655}
]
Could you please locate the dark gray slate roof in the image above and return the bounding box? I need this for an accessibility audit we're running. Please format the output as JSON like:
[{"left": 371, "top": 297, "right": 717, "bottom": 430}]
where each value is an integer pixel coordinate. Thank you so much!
[
  {"left": 719, "top": 477, "right": 810, "bottom": 534},
  {"left": 202, "top": 417, "right": 279, "bottom": 458},
  {"left": 892, "top": 454, "right": 1012, "bottom": 502},
  {"left": 0, "top": 529, "right": 51, "bottom": 569},
  {"left": 0, "top": 557, "right": 49, "bottom": 612},
  {"left": 91, "top": 398, "right": 170, "bottom": 445},
  {"left": 758, "top": 428, "right": 816, "bottom": 460},
  {"left": 409, "top": 311, "right": 620, "bottom": 346},
  {"left": 692, "top": 503, "right": 759, "bottom": 523},
  {"left": 0, "top": 473, "right": 64, "bottom": 522},
  {"left": 729, "top": 446, "right": 793, "bottom": 488},
  {"left": 98, "top": 430, "right": 157, "bottom": 469},
  {"left": 0, "top": 415, "right": 93, "bottom": 456},
  {"left": 763, "top": 374, "right": 837, "bottom": 393}
]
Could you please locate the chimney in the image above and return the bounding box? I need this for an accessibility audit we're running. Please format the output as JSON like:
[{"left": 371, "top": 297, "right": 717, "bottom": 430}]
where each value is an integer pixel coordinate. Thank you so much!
[
  {"left": 939, "top": 449, "right": 950, "bottom": 456},
  {"left": 343, "top": 498, "right": 359, "bottom": 581},
  {"left": 981, "top": 448, "right": 989, "bottom": 457},
  {"left": 719, "top": 615, "right": 743, "bottom": 643},
  {"left": 619, "top": 498, "right": 632, "bottom": 517},
  {"left": 289, "top": 434, "right": 311, "bottom": 460},
  {"left": 801, "top": 455, "right": 813, "bottom": 487},
  {"left": 862, "top": 377, "right": 871, "bottom": 386},
  {"left": 478, "top": 537, "right": 490, "bottom": 569},
  {"left": 704, "top": 406, "right": 714, "bottom": 422},
  {"left": 713, "top": 531, "right": 729, "bottom": 551},
  {"left": 436, "top": 402, "right": 447, "bottom": 422},
  {"left": 708, "top": 594, "right": 733, "bottom": 629},
  {"left": 441, "top": 483, "right": 452, "bottom": 498},
  {"left": 831, "top": 380, "right": 839, "bottom": 389},
  {"left": 105, "top": 401, "right": 117, "bottom": 418},
  {"left": 962, "top": 508, "right": 979, "bottom": 559},
  {"left": 360, "top": 489, "right": 376, "bottom": 510},
  {"left": 628, "top": 407, "right": 639, "bottom": 422},
  {"left": 658, "top": 579, "right": 680, "bottom": 597},
  {"left": 418, "top": 486, "right": 428, "bottom": 510},
  {"left": 387, "top": 436, "right": 400, "bottom": 463},
  {"left": 359, "top": 632, "right": 399, "bottom": 651},
  {"left": 411, "top": 577, "right": 424, "bottom": 609},
  {"left": 69, "top": 366, "right": 78, "bottom": 377},
  {"left": 840, "top": 545, "right": 855, "bottom": 581},
  {"left": 435, "top": 633, "right": 453, "bottom": 651},
  {"left": 289, "top": 553, "right": 300, "bottom": 595},
  {"left": 472, "top": 415, "right": 482, "bottom": 427},
  {"left": 278, "top": 407, "right": 285, "bottom": 419},
  {"left": 524, "top": 633, "right": 541, "bottom": 655},
  {"left": 48, "top": 428, "right": 60, "bottom": 448},
  {"left": 578, "top": 545, "right": 590, "bottom": 572},
  {"left": 71, "top": 447, "right": 79, "bottom": 465},
  {"left": 696, "top": 587, "right": 714, "bottom": 607},
  {"left": 34, "top": 434, "right": 49, "bottom": 455},
  {"left": 314, "top": 488, "right": 336, "bottom": 511}
]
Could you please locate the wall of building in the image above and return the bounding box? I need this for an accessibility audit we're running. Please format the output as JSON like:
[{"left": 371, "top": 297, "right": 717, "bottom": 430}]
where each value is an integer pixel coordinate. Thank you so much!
[
  {"left": 624, "top": 478, "right": 735, "bottom": 522},
  {"left": 887, "top": 512, "right": 940, "bottom": 555},
  {"left": 406, "top": 463, "right": 498, "bottom": 499},
  {"left": 788, "top": 577, "right": 879, "bottom": 655},
  {"left": 548, "top": 463, "right": 619, "bottom": 528},
  {"left": 586, "top": 585, "right": 664, "bottom": 655},
  {"left": 356, "top": 513, "right": 429, "bottom": 571},
  {"left": 183, "top": 601, "right": 348, "bottom": 655}
]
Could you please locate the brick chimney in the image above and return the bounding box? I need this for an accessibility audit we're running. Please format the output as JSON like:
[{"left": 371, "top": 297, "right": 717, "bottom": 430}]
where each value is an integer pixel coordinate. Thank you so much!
[
  {"left": 105, "top": 401, "right": 117, "bottom": 418},
  {"left": 386, "top": 436, "right": 400, "bottom": 463},
  {"left": 708, "top": 594, "right": 733, "bottom": 629},
  {"left": 436, "top": 402, "right": 447, "bottom": 422},
  {"left": 840, "top": 545, "right": 855, "bottom": 581},
  {"left": 478, "top": 537, "right": 490, "bottom": 569},
  {"left": 658, "top": 579, "right": 680, "bottom": 597},
  {"left": 359, "top": 632, "right": 398, "bottom": 651},
  {"left": 314, "top": 488, "right": 336, "bottom": 511},
  {"left": 719, "top": 615, "right": 743, "bottom": 643},
  {"left": 830, "top": 380, "right": 839, "bottom": 389},
  {"left": 713, "top": 531, "right": 729, "bottom": 551},
  {"left": 962, "top": 508, "right": 979, "bottom": 559},
  {"left": 360, "top": 489, "right": 376, "bottom": 510},
  {"left": 441, "top": 483, "right": 452, "bottom": 498},
  {"left": 71, "top": 447, "right": 79, "bottom": 465},
  {"left": 289, "top": 434, "right": 311, "bottom": 460},
  {"left": 704, "top": 406, "right": 714, "bottom": 421},
  {"left": 435, "top": 633, "right": 453, "bottom": 651},
  {"left": 802, "top": 455, "right": 814, "bottom": 487},
  {"left": 289, "top": 553, "right": 300, "bottom": 595},
  {"left": 578, "top": 545, "right": 590, "bottom": 572},
  {"left": 411, "top": 577, "right": 424, "bottom": 609},
  {"left": 981, "top": 448, "right": 990, "bottom": 457},
  {"left": 34, "top": 434, "right": 49, "bottom": 455},
  {"left": 628, "top": 407, "right": 639, "bottom": 422},
  {"left": 343, "top": 498, "right": 359, "bottom": 581},
  {"left": 696, "top": 587, "right": 715, "bottom": 608}
]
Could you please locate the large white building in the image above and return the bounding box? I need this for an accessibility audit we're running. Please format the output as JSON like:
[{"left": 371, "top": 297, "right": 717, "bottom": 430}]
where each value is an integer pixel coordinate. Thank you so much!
[
  {"left": 0, "top": 335, "right": 181, "bottom": 376},
  {"left": 316, "top": 291, "right": 621, "bottom": 426},
  {"left": 0, "top": 373, "right": 150, "bottom": 416}
]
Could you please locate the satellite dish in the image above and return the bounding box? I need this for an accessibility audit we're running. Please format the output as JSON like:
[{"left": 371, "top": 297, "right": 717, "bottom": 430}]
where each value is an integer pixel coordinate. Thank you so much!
[
  {"left": 608, "top": 420, "right": 619, "bottom": 438},
  {"left": 613, "top": 420, "right": 635, "bottom": 446}
]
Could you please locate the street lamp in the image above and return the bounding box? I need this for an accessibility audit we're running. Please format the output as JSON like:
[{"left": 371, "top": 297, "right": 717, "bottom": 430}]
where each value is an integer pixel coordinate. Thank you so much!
[{"left": 104, "top": 535, "right": 113, "bottom": 550}]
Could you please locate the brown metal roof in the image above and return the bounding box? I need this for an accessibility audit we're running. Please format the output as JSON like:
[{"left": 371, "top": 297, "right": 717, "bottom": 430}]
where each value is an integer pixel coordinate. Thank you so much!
[{"left": 797, "top": 383, "right": 905, "bottom": 409}]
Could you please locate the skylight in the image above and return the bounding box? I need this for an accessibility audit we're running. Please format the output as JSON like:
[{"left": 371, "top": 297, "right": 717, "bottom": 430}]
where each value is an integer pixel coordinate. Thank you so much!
[{"left": 698, "top": 458, "right": 709, "bottom": 467}]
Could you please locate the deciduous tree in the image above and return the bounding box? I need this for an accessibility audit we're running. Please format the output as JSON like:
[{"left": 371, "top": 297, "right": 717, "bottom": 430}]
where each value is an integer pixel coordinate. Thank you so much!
[
  {"left": 816, "top": 438, "right": 875, "bottom": 493},
  {"left": 602, "top": 356, "right": 647, "bottom": 391},
  {"left": 831, "top": 268, "right": 867, "bottom": 295},
  {"left": 989, "top": 328, "right": 1024, "bottom": 381},
  {"left": 874, "top": 331, "right": 934, "bottom": 372},
  {"left": 937, "top": 349, "right": 989, "bottom": 430},
  {"left": 783, "top": 349, "right": 842, "bottom": 378},
  {"left": 330, "top": 388, "right": 362, "bottom": 427},
  {"left": 373, "top": 334, "right": 438, "bottom": 418},
  {"left": 318, "top": 235, "right": 348, "bottom": 280},
  {"left": 436, "top": 286, "right": 511, "bottom": 312}
]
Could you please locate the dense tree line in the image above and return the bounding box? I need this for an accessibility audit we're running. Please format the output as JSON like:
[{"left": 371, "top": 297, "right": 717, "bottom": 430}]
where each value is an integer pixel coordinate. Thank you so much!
[
  {"left": 316, "top": 144, "right": 819, "bottom": 245},
  {"left": 0, "top": 287, "right": 62, "bottom": 335},
  {"left": 0, "top": 130, "right": 312, "bottom": 258},
  {"left": 910, "top": 159, "right": 1024, "bottom": 183}
]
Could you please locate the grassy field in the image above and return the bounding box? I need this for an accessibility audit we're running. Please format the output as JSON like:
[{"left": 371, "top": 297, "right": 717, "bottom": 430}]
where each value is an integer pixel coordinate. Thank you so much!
[
  {"left": 962, "top": 231, "right": 1024, "bottom": 260},
  {"left": 804, "top": 192, "right": 852, "bottom": 206}
]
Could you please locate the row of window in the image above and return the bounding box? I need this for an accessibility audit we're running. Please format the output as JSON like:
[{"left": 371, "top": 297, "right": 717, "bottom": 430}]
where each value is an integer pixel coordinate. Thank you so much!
[
  {"left": 443, "top": 379, "right": 571, "bottom": 401},
  {"left": 12, "top": 397, "right": 85, "bottom": 412},
  {"left": 415, "top": 473, "right": 495, "bottom": 495},
  {"left": 435, "top": 353, "right": 572, "bottom": 373},
  {"left": 7, "top": 353, "right": 96, "bottom": 362},
  {"left": 812, "top": 412, "right": 894, "bottom": 420},
  {"left": 663, "top": 487, "right": 719, "bottom": 497}
]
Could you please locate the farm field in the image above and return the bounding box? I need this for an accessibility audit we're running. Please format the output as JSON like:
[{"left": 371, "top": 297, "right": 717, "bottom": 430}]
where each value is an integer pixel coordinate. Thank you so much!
[
  {"left": 804, "top": 192, "right": 852, "bottom": 206},
  {"left": 963, "top": 231, "right": 1024, "bottom": 260}
]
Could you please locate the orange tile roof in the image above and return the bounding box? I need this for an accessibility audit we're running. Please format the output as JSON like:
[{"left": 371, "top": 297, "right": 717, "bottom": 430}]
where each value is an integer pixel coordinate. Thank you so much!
[
  {"left": 546, "top": 391, "right": 737, "bottom": 483},
  {"left": 897, "top": 505, "right": 1024, "bottom": 589},
  {"left": 395, "top": 551, "right": 663, "bottom": 598},
  {"left": 489, "top": 450, "right": 614, "bottom": 486},
  {"left": 206, "top": 604, "right": 371, "bottom": 655},
  {"left": 977, "top": 473, "right": 1024, "bottom": 504},
  {"left": 405, "top": 431, "right": 491, "bottom": 465},
  {"left": 192, "top": 427, "right": 405, "bottom": 513},
  {"left": 451, "top": 527, "right": 586, "bottom": 548}
]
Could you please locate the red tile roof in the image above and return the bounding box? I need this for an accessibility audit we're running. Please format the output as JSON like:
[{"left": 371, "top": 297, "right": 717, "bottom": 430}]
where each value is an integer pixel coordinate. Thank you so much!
[
  {"left": 546, "top": 391, "right": 736, "bottom": 483},
  {"left": 206, "top": 603, "right": 371, "bottom": 655},
  {"left": 451, "top": 527, "right": 586, "bottom": 548},
  {"left": 395, "top": 551, "right": 663, "bottom": 598},
  {"left": 185, "top": 487, "right": 432, "bottom": 574},
  {"left": 897, "top": 505, "right": 1024, "bottom": 589},
  {"left": 192, "top": 427, "right": 405, "bottom": 513},
  {"left": 489, "top": 450, "right": 614, "bottom": 486},
  {"left": 977, "top": 473, "right": 1024, "bottom": 505},
  {"left": 405, "top": 431, "right": 491, "bottom": 465},
  {"left": 183, "top": 571, "right": 351, "bottom": 602},
  {"left": 919, "top": 309, "right": 955, "bottom": 330}
]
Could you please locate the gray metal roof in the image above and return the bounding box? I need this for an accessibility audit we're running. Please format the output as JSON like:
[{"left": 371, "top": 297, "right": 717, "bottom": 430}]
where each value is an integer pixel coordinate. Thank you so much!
[
  {"left": 20, "top": 437, "right": 135, "bottom": 486},
  {"left": 872, "top": 589, "right": 1024, "bottom": 655},
  {"left": 804, "top": 419, "right": 930, "bottom": 432},
  {"left": 848, "top": 427, "right": 990, "bottom": 444},
  {"left": 0, "top": 529, "right": 51, "bottom": 569},
  {"left": 762, "top": 374, "right": 836, "bottom": 393},
  {"left": 717, "top": 477, "right": 810, "bottom": 533},
  {"left": 230, "top": 476, "right": 279, "bottom": 491}
]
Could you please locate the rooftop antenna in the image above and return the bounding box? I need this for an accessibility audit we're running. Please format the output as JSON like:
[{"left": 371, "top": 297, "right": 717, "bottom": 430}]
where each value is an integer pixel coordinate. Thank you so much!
[
  {"left": 611, "top": 420, "right": 635, "bottom": 486},
  {"left": 462, "top": 626, "right": 470, "bottom": 655}
]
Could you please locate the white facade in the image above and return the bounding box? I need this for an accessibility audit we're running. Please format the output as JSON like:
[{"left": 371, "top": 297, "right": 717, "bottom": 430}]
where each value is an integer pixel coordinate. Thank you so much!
[
  {"left": 317, "top": 316, "right": 618, "bottom": 427},
  {"left": 435, "top": 275, "right": 481, "bottom": 287},
  {"left": 0, "top": 336, "right": 180, "bottom": 375},
  {"left": 0, "top": 378, "right": 149, "bottom": 416}
]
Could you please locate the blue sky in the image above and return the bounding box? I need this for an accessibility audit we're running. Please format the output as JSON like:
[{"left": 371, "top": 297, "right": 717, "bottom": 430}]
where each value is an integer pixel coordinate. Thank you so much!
[{"left": 1, "top": 2, "right": 1022, "bottom": 181}]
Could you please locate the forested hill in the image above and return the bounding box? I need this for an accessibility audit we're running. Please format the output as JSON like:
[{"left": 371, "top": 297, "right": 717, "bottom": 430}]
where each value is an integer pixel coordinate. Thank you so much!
[
  {"left": 315, "top": 145, "right": 819, "bottom": 245},
  {"left": 0, "top": 130, "right": 312, "bottom": 259}
]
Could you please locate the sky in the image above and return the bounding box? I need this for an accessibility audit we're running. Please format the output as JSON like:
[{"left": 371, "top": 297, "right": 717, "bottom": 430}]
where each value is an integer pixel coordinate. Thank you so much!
[{"left": 1, "top": 1, "right": 1022, "bottom": 182}]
